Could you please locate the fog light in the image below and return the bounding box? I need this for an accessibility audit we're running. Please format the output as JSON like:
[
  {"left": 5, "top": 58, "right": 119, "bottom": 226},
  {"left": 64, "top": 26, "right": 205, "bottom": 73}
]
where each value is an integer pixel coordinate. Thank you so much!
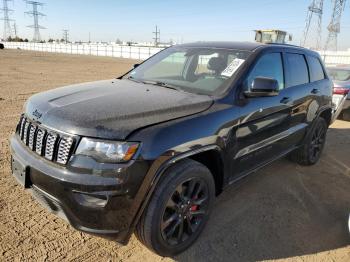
[{"left": 73, "top": 192, "right": 108, "bottom": 208}]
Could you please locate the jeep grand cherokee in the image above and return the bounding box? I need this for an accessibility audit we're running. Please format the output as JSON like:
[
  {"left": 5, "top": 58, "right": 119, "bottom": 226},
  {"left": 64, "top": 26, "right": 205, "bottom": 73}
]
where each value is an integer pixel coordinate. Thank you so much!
[{"left": 10, "top": 42, "right": 332, "bottom": 256}]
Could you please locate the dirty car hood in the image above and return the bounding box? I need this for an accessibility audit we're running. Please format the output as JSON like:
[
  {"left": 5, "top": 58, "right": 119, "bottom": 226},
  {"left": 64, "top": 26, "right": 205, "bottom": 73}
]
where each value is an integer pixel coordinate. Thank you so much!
[{"left": 25, "top": 79, "right": 213, "bottom": 139}]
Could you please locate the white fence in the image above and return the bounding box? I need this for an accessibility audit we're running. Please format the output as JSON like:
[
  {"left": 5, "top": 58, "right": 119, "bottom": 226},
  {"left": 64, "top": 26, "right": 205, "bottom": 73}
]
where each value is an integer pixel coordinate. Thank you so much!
[
  {"left": 318, "top": 50, "right": 350, "bottom": 66},
  {"left": 2, "top": 42, "right": 164, "bottom": 60},
  {"left": 2, "top": 42, "right": 350, "bottom": 65}
]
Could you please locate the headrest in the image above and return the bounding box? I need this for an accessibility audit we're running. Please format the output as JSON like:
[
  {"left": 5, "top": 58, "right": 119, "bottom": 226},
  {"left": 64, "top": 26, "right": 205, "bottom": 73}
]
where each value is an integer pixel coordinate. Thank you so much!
[{"left": 207, "top": 57, "right": 226, "bottom": 73}]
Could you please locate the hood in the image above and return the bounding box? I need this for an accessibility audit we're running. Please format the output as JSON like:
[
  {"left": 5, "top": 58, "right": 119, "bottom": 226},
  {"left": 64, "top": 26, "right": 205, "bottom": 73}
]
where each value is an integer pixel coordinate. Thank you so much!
[{"left": 25, "top": 79, "right": 213, "bottom": 139}]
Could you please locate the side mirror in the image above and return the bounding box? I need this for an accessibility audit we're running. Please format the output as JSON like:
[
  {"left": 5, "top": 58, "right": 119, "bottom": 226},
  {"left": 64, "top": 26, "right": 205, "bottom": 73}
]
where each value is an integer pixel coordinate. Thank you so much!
[
  {"left": 133, "top": 63, "right": 140, "bottom": 69},
  {"left": 244, "top": 77, "right": 279, "bottom": 97}
]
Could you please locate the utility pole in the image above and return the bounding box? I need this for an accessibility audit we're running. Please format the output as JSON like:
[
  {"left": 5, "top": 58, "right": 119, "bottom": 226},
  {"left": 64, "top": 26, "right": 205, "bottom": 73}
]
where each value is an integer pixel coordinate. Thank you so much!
[
  {"left": 301, "top": 0, "right": 324, "bottom": 50},
  {"left": 63, "top": 29, "right": 69, "bottom": 43},
  {"left": 153, "top": 25, "right": 160, "bottom": 46},
  {"left": 0, "top": 0, "right": 14, "bottom": 40},
  {"left": 325, "top": 0, "right": 347, "bottom": 51},
  {"left": 25, "top": 1, "right": 46, "bottom": 42}
]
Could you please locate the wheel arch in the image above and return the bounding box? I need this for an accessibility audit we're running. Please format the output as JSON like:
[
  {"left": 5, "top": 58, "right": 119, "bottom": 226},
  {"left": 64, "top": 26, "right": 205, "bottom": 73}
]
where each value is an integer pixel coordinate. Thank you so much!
[
  {"left": 318, "top": 106, "right": 332, "bottom": 126},
  {"left": 129, "top": 145, "right": 225, "bottom": 239}
]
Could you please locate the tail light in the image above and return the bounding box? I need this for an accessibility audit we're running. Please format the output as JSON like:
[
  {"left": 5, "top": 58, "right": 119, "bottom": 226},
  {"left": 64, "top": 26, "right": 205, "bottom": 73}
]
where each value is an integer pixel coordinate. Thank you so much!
[{"left": 333, "top": 86, "right": 350, "bottom": 95}]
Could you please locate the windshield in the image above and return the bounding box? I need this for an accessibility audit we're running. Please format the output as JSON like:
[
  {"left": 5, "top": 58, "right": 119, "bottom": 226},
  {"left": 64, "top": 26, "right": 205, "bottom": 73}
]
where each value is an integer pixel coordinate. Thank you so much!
[
  {"left": 125, "top": 46, "right": 251, "bottom": 95},
  {"left": 327, "top": 68, "right": 350, "bottom": 82}
]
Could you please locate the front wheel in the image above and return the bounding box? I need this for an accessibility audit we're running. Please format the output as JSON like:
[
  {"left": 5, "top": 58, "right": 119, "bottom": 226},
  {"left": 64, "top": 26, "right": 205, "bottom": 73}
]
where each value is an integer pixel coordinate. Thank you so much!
[
  {"left": 289, "top": 117, "right": 328, "bottom": 166},
  {"left": 135, "top": 159, "right": 215, "bottom": 257}
]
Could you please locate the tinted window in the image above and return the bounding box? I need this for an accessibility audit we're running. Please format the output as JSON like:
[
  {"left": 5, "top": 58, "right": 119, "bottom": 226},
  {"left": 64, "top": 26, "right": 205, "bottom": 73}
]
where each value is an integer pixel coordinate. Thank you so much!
[
  {"left": 247, "top": 53, "right": 284, "bottom": 90},
  {"left": 308, "top": 56, "right": 325, "bottom": 82},
  {"left": 286, "top": 53, "right": 309, "bottom": 87}
]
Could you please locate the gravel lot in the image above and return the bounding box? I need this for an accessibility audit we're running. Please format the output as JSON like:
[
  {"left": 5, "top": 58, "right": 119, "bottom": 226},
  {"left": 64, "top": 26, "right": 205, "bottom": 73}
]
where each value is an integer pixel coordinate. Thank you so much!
[{"left": 0, "top": 49, "right": 349, "bottom": 261}]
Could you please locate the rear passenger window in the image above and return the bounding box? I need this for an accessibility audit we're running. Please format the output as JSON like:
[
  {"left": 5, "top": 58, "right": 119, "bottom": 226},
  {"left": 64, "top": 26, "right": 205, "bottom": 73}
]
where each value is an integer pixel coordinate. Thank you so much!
[
  {"left": 308, "top": 56, "right": 325, "bottom": 82},
  {"left": 247, "top": 53, "right": 284, "bottom": 90},
  {"left": 285, "top": 53, "right": 309, "bottom": 87}
]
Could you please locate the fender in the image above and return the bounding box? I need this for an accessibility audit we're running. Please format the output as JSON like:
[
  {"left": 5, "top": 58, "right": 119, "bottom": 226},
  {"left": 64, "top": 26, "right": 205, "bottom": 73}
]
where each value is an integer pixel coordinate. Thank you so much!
[
  {"left": 302, "top": 104, "right": 332, "bottom": 145},
  {"left": 125, "top": 144, "right": 224, "bottom": 240}
]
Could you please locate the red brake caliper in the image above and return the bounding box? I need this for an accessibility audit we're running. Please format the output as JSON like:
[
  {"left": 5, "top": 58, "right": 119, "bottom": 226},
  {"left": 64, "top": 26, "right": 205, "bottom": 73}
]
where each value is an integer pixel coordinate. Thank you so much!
[{"left": 190, "top": 205, "right": 198, "bottom": 211}]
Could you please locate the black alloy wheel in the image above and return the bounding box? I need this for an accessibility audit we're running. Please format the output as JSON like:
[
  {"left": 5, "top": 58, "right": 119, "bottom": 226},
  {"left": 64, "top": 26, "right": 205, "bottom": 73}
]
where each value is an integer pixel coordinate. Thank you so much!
[
  {"left": 160, "top": 178, "right": 209, "bottom": 246},
  {"left": 309, "top": 121, "right": 326, "bottom": 163},
  {"left": 135, "top": 159, "right": 215, "bottom": 257}
]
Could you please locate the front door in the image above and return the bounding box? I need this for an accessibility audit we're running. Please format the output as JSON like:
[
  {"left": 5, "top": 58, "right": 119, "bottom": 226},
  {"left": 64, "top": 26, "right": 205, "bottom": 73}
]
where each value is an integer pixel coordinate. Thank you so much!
[{"left": 231, "top": 52, "right": 292, "bottom": 179}]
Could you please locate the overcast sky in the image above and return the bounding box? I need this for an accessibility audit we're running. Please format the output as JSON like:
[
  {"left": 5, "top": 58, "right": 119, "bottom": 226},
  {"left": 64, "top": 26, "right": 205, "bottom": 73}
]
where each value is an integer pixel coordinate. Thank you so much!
[{"left": 3, "top": 0, "right": 350, "bottom": 50}]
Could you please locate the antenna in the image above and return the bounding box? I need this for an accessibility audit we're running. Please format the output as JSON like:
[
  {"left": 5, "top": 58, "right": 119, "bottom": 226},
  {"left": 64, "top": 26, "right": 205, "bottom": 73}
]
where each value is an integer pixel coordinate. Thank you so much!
[
  {"left": 63, "top": 29, "right": 69, "bottom": 43},
  {"left": 301, "top": 0, "right": 324, "bottom": 50},
  {"left": 0, "top": 0, "right": 14, "bottom": 40},
  {"left": 325, "top": 0, "right": 347, "bottom": 51},
  {"left": 153, "top": 25, "right": 160, "bottom": 46},
  {"left": 25, "top": 1, "right": 46, "bottom": 42}
]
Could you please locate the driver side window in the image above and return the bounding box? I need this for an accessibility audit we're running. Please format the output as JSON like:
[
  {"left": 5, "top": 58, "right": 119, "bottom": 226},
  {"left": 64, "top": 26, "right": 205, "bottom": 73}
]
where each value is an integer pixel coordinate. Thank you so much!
[{"left": 246, "top": 53, "right": 284, "bottom": 90}]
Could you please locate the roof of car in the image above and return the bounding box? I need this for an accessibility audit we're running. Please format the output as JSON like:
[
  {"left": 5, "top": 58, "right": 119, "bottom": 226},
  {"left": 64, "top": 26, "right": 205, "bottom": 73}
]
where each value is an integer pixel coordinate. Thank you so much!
[
  {"left": 177, "top": 41, "right": 308, "bottom": 52},
  {"left": 177, "top": 41, "right": 263, "bottom": 51}
]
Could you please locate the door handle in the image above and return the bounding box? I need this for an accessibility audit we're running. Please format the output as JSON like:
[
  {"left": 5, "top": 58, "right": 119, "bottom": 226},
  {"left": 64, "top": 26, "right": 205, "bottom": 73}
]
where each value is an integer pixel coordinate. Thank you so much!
[
  {"left": 280, "top": 97, "right": 291, "bottom": 104},
  {"left": 311, "top": 88, "right": 320, "bottom": 94}
]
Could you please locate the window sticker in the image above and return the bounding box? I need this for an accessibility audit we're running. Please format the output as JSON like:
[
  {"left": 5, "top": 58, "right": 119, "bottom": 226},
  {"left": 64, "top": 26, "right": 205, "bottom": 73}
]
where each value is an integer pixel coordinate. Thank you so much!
[{"left": 221, "top": 58, "right": 245, "bottom": 77}]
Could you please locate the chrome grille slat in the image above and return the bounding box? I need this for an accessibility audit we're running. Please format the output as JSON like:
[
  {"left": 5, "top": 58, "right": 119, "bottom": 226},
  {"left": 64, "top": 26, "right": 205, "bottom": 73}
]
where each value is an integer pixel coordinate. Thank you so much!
[
  {"left": 45, "top": 133, "right": 58, "bottom": 161},
  {"left": 23, "top": 121, "right": 30, "bottom": 145},
  {"left": 35, "top": 128, "right": 46, "bottom": 155},
  {"left": 17, "top": 116, "right": 74, "bottom": 165},
  {"left": 57, "top": 137, "right": 74, "bottom": 164},
  {"left": 28, "top": 125, "right": 37, "bottom": 150},
  {"left": 19, "top": 117, "right": 26, "bottom": 139}
]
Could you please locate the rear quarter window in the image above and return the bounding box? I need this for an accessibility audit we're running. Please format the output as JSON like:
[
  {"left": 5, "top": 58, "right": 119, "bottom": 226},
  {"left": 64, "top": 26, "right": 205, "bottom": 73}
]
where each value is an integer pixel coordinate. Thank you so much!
[
  {"left": 285, "top": 53, "right": 309, "bottom": 87},
  {"left": 308, "top": 56, "right": 325, "bottom": 82}
]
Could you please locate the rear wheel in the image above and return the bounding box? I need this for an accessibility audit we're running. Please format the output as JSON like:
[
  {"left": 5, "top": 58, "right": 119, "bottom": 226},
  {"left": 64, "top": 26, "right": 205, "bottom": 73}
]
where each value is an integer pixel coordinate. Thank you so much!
[
  {"left": 135, "top": 159, "right": 215, "bottom": 257},
  {"left": 289, "top": 117, "right": 328, "bottom": 166}
]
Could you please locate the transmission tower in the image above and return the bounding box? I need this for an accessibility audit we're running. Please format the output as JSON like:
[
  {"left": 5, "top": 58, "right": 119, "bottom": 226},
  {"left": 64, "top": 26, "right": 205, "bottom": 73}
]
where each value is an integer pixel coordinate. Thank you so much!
[
  {"left": 62, "top": 29, "right": 69, "bottom": 43},
  {"left": 25, "top": 1, "right": 46, "bottom": 42},
  {"left": 301, "top": 0, "right": 324, "bottom": 50},
  {"left": 325, "top": 0, "right": 347, "bottom": 51},
  {"left": 153, "top": 25, "right": 160, "bottom": 46},
  {"left": 0, "top": 0, "right": 14, "bottom": 40},
  {"left": 13, "top": 21, "right": 17, "bottom": 37}
]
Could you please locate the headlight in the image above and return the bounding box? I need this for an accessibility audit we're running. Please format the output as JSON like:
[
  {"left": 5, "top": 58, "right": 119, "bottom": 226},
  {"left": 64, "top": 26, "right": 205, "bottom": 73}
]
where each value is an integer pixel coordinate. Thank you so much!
[{"left": 75, "top": 138, "right": 139, "bottom": 163}]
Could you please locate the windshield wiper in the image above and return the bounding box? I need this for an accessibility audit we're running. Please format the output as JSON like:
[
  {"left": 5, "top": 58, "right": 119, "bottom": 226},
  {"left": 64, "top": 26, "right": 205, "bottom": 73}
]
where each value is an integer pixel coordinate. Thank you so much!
[
  {"left": 141, "top": 80, "right": 181, "bottom": 91},
  {"left": 127, "top": 77, "right": 181, "bottom": 91}
]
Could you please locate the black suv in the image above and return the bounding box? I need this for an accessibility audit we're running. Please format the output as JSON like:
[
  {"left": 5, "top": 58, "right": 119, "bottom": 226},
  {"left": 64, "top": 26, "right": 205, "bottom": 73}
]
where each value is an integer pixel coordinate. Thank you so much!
[{"left": 10, "top": 42, "right": 332, "bottom": 256}]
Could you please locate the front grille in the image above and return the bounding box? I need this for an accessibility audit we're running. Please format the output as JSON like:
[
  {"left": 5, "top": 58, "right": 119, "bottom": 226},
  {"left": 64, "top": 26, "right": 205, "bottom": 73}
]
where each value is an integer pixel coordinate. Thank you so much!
[{"left": 17, "top": 116, "right": 75, "bottom": 165}]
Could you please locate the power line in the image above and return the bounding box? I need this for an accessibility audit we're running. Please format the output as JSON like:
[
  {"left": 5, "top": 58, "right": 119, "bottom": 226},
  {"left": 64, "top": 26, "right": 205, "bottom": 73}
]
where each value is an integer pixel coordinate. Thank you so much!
[
  {"left": 153, "top": 25, "right": 160, "bottom": 46},
  {"left": 25, "top": 1, "right": 46, "bottom": 42},
  {"left": 301, "top": 0, "right": 324, "bottom": 50},
  {"left": 325, "top": 0, "right": 347, "bottom": 51},
  {"left": 0, "top": 0, "right": 14, "bottom": 40}
]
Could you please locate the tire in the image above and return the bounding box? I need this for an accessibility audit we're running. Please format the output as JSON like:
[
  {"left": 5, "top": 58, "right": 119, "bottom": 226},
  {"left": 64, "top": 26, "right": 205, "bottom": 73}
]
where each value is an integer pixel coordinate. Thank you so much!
[
  {"left": 0, "top": 43, "right": 4, "bottom": 50},
  {"left": 289, "top": 117, "right": 328, "bottom": 166},
  {"left": 135, "top": 159, "right": 215, "bottom": 257}
]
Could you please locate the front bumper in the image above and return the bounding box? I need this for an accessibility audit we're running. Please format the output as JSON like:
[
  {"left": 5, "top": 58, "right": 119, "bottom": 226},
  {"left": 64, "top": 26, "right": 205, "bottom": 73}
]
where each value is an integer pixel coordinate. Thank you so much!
[{"left": 10, "top": 134, "right": 150, "bottom": 242}]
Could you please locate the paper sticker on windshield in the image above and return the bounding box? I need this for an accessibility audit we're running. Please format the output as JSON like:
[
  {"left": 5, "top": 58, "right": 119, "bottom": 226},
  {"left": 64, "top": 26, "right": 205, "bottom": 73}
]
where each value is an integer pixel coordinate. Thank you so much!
[{"left": 221, "top": 59, "right": 245, "bottom": 77}]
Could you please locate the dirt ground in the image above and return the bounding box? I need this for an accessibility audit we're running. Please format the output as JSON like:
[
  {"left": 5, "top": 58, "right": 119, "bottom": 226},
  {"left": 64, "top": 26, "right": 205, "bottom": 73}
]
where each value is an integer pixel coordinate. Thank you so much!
[{"left": 0, "top": 49, "right": 349, "bottom": 262}]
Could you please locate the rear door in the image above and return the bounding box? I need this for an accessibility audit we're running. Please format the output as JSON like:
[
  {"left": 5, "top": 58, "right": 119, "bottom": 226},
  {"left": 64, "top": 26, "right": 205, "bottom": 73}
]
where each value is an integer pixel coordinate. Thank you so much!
[{"left": 276, "top": 52, "right": 312, "bottom": 147}]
